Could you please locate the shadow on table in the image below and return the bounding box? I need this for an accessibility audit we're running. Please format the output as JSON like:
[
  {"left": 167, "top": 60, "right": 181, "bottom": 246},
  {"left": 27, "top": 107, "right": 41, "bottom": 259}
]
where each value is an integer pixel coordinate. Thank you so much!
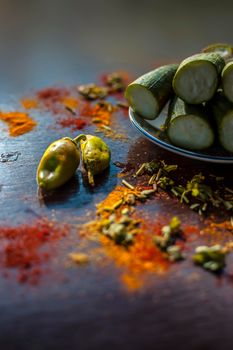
[
  {"left": 38, "top": 166, "right": 117, "bottom": 210},
  {"left": 127, "top": 137, "right": 233, "bottom": 185}
]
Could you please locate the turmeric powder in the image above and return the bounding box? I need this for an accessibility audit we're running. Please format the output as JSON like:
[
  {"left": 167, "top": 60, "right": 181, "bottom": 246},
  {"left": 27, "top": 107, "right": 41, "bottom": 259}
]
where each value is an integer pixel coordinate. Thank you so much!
[
  {"left": 21, "top": 98, "right": 38, "bottom": 110},
  {"left": 81, "top": 186, "right": 170, "bottom": 290},
  {"left": 0, "top": 111, "right": 37, "bottom": 137}
]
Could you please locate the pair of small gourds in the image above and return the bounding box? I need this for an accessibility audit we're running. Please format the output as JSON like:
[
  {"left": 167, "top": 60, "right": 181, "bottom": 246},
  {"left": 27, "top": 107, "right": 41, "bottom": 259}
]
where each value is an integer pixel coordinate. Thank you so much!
[{"left": 36, "top": 134, "right": 111, "bottom": 190}]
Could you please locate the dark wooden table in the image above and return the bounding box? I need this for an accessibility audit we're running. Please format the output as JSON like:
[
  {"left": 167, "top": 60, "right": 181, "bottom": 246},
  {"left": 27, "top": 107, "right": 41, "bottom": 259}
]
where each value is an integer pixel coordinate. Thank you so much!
[{"left": 1, "top": 1, "right": 233, "bottom": 349}]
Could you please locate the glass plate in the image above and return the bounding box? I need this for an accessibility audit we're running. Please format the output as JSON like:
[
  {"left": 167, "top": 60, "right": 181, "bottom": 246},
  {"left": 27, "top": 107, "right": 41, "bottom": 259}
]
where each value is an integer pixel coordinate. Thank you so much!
[{"left": 129, "top": 107, "right": 233, "bottom": 164}]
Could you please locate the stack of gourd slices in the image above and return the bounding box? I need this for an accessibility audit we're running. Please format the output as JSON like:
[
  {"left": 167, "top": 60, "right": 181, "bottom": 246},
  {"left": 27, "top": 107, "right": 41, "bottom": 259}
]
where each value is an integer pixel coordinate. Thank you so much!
[{"left": 125, "top": 44, "right": 233, "bottom": 153}]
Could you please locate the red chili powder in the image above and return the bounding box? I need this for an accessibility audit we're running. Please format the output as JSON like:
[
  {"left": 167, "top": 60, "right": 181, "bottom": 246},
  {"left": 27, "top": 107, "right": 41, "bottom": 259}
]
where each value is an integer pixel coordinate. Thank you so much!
[
  {"left": 58, "top": 100, "right": 116, "bottom": 131},
  {"left": 37, "top": 87, "right": 69, "bottom": 101},
  {"left": 37, "top": 87, "right": 70, "bottom": 112},
  {"left": 79, "top": 101, "right": 95, "bottom": 117},
  {"left": 0, "top": 218, "right": 68, "bottom": 284},
  {"left": 59, "top": 117, "right": 88, "bottom": 130}
]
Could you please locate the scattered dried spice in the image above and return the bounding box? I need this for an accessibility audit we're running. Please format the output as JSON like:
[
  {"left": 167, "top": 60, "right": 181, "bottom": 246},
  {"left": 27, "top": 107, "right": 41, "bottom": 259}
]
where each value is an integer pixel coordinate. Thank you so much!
[
  {"left": 173, "top": 174, "right": 233, "bottom": 213},
  {"left": 37, "top": 87, "right": 69, "bottom": 104},
  {"left": 105, "top": 73, "right": 126, "bottom": 92},
  {"left": 76, "top": 157, "right": 233, "bottom": 288},
  {"left": 100, "top": 231, "right": 169, "bottom": 284},
  {"left": 0, "top": 111, "right": 37, "bottom": 136},
  {"left": 100, "top": 211, "right": 140, "bottom": 246},
  {"left": 20, "top": 71, "right": 130, "bottom": 139},
  {"left": 122, "top": 179, "right": 135, "bottom": 190},
  {"left": 58, "top": 100, "right": 118, "bottom": 133},
  {"left": 95, "top": 186, "right": 130, "bottom": 215},
  {"left": 166, "top": 245, "right": 184, "bottom": 262},
  {"left": 36, "top": 87, "right": 70, "bottom": 114},
  {"left": 96, "top": 185, "right": 156, "bottom": 214},
  {"left": 193, "top": 245, "right": 227, "bottom": 272},
  {"left": 78, "top": 84, "right": 108, "bottom": 100},
  {"left": 135, "top": 160, "right": 233, "bottom": 216},
  {"left": 201, "top": 219, "right": 233, "bottom": 236},
  {"left": 87, "top": 101, "right": 117, "bottom": 126},
  {"left": 153, "top": 217, "right": 185, "bottom": 261},
  {"left": 0, "top": 218, "right": 68, "bottom": 284},
  {"left": 101, "top": 71, "right": 131, "bottom": 94},
  {"left": 59, "top": 116, "right": 88, "bottom": 131},
  {"left": 79, "top": 185, "right": 193, "bottom": 290},
  {"left": 62, "top": 97, "right": 79, "bottom": 111},
  {"left": 81, "top": 101, "right": 128, "bottom": 139},
  {"left": 21, "top": 98, "right": 38, "bottom": 109},
  {"left": 68, "top": 252, "right": 89, "bottom": 265}
]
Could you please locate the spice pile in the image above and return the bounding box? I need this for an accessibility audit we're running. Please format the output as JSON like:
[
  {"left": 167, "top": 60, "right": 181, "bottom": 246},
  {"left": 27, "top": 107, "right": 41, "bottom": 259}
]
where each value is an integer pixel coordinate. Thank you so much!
[
  {"left": 0, "top": 111, "right": 37, "bottom": 137},
  {"left": 0, "top": 71, "right": 131, "bottom": 138},
  {"left": 79, "top": 184, "right": 194, "bottom": 290},
  {"left": 77, "top": 158, "right": 233, "bottom": 290},
  {"left": 0, "top": 218, "right": 68, "bottom": 284},
  {"left": 20, "top": 71, "right": 131, "bottom": 138},
  {"left": 132, "top": 160, "right": 233, "bottom": 216}
]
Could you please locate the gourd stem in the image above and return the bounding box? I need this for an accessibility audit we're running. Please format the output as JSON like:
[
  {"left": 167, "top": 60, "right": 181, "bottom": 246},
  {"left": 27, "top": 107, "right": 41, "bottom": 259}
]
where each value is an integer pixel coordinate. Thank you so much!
[
  {"left": 73, "top": 134, "right": 87, "bottom": 145},
  {"left": 87, "top": 170, "right": 95, "bottom": 186}
]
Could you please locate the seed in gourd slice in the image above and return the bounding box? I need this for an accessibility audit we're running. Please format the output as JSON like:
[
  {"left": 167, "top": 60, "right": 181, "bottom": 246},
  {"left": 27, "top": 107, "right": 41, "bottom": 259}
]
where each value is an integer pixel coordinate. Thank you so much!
[
  {"left": 167, "top": 97, "right": 214, "bottom": 150},
  {"left": 207, "top": 91, "right": 233, "bottom": 153},
  {"left": 125, "top": 64, "right": 178, "bottom": 120},
  {"left": 173, "top": 53, "right": 225, "bottom": 104}
]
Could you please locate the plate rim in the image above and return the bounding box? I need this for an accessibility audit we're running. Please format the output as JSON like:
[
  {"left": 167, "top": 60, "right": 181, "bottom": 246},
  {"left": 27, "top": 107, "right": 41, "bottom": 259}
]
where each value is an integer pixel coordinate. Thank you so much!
[{"left": 129, "top": 107, "right": 233, "bottom": 164}]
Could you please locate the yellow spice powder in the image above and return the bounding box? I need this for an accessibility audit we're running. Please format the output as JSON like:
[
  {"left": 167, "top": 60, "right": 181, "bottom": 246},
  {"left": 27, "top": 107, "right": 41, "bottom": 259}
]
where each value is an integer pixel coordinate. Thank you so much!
[{"left": 0, "top": 111, "right": 37, "bottom": 137}]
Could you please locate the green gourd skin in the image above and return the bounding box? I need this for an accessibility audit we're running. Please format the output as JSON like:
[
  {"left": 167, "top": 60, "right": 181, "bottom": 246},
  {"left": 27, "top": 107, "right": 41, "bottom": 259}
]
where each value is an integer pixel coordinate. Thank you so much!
[
  {"left": 79, "top": 135, "right": 111, "bottom": 186},
  {"left": 37, "top": 137, "right": 80, "bottom": 190},
  {"left": 222, "top": 61, "right": 233, "bottom": 103},
  {"left": 167, "top": 97, "right": 214, "bottom": 150},
  {"left": 202, "top": 43, "right": 233, "bottom": 60},
  {"left": 173, "top": 53, "right": 225, "bottom": 104},
  {"left": 207, "top": 91, "right": 233, "bottom": 153},
  {"left": 125, "top": 64, "right": 178, "bottom": 120}
]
